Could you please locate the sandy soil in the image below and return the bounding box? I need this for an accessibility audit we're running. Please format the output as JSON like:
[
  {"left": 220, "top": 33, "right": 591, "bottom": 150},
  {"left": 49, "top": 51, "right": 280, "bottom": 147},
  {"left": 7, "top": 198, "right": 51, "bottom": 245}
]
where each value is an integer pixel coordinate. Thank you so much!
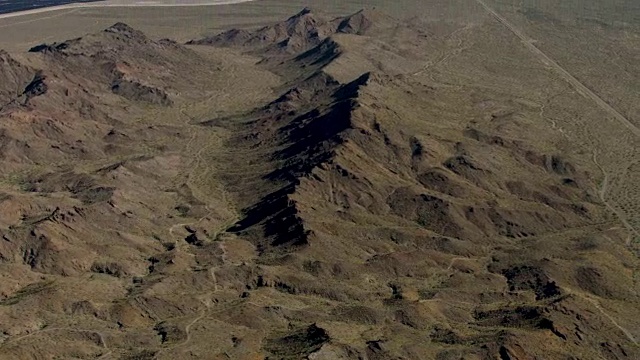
[{"left": 0, "top": 0, "right": 256, "bottom": 20}]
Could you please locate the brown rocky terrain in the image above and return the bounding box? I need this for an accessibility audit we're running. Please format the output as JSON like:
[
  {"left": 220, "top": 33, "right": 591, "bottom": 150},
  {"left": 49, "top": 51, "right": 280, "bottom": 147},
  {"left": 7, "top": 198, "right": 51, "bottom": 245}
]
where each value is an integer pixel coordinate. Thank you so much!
[
  {"left": 0, "top": 6, "right": 638, "bottom": 360},
  {"left": 186, "top": 7, "right": 396, "bottom": 56}
]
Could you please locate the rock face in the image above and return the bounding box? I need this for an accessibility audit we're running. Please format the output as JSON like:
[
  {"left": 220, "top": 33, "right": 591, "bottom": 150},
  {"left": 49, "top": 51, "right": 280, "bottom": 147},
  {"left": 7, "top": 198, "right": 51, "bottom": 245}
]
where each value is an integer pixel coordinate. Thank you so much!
[
  {"left": 111, "top": 78, "right": 172, "bottom": 106},
  {"left": 0, "top": 9, "right": 638, "bottom": 360}
]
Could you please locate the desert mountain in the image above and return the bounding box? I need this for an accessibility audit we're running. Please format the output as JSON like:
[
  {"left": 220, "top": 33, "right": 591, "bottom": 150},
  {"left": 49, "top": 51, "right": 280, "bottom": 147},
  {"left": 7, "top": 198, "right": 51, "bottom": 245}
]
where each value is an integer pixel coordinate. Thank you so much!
[
  {"left": 333, "top": 8, "right": 397, "bottom": 35},
  {"left": 187, "top": 7, "right": 332, "bottom": 54},
  {"left": 28, "top": 22, "right": 217, "bottom": 105},
  {"left": 187, "top": 7, "right": 396, "bottom": 55},
  {"left": 0, "top": 8, "right": 638, "bottom": 360},
  {"left": 193, "top": 10, "right": 638, "bottom": 359},
  {"left": 0, "top": 22, "right": 228, "bottom": 170},
  {"left": 223, "top": 70, "right": 599, "bottom": 255}
]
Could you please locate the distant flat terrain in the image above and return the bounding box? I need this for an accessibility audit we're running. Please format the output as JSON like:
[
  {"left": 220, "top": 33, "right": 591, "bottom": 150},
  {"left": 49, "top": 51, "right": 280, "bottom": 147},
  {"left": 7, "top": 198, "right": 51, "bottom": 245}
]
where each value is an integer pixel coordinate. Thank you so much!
[{"left": 0, "top": 0, "right": 100, "bottom": 15}]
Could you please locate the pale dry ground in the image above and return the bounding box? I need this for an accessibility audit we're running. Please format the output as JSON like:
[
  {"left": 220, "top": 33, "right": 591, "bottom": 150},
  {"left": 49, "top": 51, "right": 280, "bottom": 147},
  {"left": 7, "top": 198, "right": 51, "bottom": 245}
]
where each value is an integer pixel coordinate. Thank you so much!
[
  {"left": 478, "top": 0, "right": 640, "bottom": 243},
  {"left": 0, "top": 0, "right": 257, "bottom": 21}
]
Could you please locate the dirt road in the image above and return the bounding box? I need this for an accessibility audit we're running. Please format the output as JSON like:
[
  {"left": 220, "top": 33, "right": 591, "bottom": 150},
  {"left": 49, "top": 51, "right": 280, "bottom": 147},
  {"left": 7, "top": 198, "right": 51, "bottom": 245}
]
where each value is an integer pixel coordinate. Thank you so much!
[
  {"left": 475, "top": 0, "right": 640, "bottom": 138},
  {"left": 0, "top": 0, "right": 256, "bottom": 21}
]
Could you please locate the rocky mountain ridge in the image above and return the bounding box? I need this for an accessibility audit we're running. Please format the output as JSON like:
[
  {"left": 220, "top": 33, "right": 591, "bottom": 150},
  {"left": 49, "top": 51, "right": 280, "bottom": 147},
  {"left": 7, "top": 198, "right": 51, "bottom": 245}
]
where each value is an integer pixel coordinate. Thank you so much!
[{"left": 0, "top": 7, "right": 637, "bottom": 360}]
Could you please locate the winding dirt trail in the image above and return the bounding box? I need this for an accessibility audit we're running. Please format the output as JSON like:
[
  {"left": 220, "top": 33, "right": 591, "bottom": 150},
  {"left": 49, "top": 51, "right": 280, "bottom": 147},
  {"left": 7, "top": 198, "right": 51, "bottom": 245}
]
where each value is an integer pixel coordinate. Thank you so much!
[
  {"left": 166, "top": 122, "right": 211, "bottom": 240},
  {"left": 151, "top": 107, "right": 240, "bottom": 359},
  {"left": 412, "top": 25, "right": 470, "bottom": 77},
  {"left": 152, "top": 299, "right": 245, "bottom": 359},
  {"left": 167, "top": 106, "right": 238, "bottom": 277},
  {"left": 152, "top": 304, "right": 207, "bottom": 360},
  {"left": 592, "top": 151, "right": 639, "bottom": 245},
  {"left": 536, "top": 93, "right": 568, "bottom": 139},
  {"left": 1, "top": 327, "right": 110, "bottom": 354},
  {"left": 570, "top": 290, "right": 639, "bottom": 346},
  {"left": 584, "top": 298, "right": 638, "bottom": 346}
]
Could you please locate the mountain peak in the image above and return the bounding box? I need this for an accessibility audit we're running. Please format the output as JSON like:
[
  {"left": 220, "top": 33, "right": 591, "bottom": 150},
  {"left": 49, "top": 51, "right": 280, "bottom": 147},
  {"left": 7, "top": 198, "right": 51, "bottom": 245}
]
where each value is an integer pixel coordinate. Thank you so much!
[
  {"left": 334, "top": 7, "right": 395, "bottom": 35},
  {"left": 106, "top": 22, "right": 135, "bottom": 32},
  {"left": 188, "top": 7, "right": 332, "bottom": 54},
  {"left": 282, "top": 7, "right": 323, "bottom": 32},
  {"left": 104, "top": 22, "right": 148, "bottom": 41},
  {"left": 293, "top": 7, "right": 313, "bottom": 17}
]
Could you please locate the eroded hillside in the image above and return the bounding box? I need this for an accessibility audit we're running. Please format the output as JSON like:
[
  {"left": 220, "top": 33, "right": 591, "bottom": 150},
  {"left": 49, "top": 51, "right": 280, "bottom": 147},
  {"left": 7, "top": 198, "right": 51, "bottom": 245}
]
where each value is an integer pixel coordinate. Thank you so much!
[{"left": 0, "top": 7, "right": 638, "bottom": 360}]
